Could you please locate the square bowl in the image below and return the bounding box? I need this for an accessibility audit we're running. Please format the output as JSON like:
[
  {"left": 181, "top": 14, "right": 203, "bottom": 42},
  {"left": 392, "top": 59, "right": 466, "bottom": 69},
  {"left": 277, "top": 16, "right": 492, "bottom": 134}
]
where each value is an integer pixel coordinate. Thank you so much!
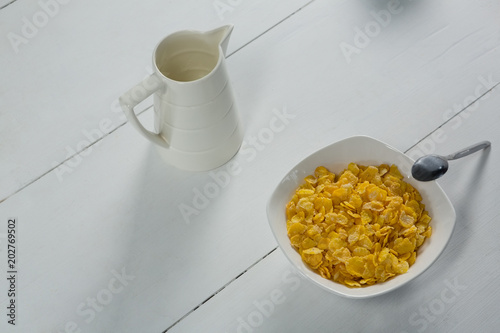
[{"left": 266, "top": 136, "right": 456, "bottom": 298}]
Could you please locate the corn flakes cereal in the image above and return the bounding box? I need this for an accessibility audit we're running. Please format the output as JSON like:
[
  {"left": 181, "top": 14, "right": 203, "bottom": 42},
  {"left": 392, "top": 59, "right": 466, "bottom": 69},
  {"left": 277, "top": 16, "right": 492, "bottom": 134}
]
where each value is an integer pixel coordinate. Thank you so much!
[{"left": 286, "top": 163, "right": 432, "bottom": 288}]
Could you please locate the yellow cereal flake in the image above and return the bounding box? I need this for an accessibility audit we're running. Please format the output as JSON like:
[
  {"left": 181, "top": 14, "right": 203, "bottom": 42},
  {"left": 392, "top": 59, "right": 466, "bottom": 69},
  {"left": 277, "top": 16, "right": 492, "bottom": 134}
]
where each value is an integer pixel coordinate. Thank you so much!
[
  {"left": 285, "top": 163, "right": 431, "bottom": 288},
  {"left": 318, "top": 265, "right": 331, "bottom": 279}
]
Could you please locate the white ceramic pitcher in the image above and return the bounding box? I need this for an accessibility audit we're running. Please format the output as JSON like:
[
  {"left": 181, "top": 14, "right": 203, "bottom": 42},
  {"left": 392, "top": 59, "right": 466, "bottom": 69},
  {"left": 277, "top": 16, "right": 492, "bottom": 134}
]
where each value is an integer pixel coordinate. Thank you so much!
[{"left": 119, "top": 25, "right": 243, "bottom": 171}]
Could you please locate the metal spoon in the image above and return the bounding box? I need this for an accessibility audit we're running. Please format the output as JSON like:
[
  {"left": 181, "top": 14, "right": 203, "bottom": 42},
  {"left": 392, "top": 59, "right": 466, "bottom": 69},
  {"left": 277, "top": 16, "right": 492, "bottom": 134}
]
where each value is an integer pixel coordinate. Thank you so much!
[{"left": 411, "top": 141, "right": 491, "bottom": 181}]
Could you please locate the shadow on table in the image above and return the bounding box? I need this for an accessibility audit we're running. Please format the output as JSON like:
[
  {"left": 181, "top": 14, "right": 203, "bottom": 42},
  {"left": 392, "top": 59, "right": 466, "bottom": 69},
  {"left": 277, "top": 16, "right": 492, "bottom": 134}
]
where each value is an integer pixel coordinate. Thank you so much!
[
  {"left": 449, "top": 146, "right": 491, "bottom": 226},
  {"left": 103, "top": 143, "right": 247, "bottom": 332}
]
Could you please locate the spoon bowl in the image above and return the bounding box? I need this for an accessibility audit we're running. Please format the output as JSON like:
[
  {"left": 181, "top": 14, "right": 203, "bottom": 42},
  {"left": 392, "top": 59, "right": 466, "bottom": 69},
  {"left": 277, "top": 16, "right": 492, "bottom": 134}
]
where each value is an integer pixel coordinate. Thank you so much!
[
  {"left": 412, "top": 155, "right": 449, "bottom": 181},
  {"left": 411, "top": 141, "right": 491, "bottom": 181}
]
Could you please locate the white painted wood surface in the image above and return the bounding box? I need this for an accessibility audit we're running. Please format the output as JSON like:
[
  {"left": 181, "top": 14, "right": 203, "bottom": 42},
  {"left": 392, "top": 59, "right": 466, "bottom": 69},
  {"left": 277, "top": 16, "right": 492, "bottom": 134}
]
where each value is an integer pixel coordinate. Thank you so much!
[{"left": 0, "top": 0, "right": 499, "bottom": 332}]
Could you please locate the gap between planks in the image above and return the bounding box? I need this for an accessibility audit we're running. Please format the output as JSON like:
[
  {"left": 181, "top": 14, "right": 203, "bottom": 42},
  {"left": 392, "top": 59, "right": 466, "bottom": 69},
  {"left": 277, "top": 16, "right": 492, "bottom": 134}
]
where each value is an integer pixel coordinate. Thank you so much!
[
  {"left": 0, "top": 0, "right": 17, "bottom": 10},
  {"left": 163, "top": 247, "right": 278, "bottom": 332}
]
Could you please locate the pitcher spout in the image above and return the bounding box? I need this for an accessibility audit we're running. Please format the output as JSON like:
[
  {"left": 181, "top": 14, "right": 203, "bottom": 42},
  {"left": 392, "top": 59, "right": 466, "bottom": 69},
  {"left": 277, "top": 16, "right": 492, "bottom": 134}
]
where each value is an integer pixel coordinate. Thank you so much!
[{"left": 205, "top": 24, "right": 234, "bottom": 56}]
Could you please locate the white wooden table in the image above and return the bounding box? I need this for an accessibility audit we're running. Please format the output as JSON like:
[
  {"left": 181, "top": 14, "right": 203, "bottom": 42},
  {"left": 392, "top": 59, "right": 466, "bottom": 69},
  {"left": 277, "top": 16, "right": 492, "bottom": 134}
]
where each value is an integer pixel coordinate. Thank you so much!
[{"left": 1, "top": 0, "right": 500, "bottom": 332}]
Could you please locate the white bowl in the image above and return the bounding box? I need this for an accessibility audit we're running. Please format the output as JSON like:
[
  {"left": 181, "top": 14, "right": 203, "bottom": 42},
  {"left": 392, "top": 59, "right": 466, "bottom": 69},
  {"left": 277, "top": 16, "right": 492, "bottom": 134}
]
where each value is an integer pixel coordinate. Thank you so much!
[{"left": 266, "top": 136, "right": 456, "bottom": 298}]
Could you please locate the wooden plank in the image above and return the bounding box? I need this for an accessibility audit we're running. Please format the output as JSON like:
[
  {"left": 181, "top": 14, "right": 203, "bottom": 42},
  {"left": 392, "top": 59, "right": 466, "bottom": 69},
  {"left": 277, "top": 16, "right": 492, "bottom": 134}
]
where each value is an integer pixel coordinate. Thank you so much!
[{"left": 227, "top": 0, "right": 500, "bottom": 174}]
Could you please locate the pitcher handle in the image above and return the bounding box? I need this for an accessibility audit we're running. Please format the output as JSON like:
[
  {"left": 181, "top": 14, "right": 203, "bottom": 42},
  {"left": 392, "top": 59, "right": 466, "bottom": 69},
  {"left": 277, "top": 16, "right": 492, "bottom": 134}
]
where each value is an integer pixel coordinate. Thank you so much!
[{"left": 119, "top": 73, "right": 169, "bottom": 148}]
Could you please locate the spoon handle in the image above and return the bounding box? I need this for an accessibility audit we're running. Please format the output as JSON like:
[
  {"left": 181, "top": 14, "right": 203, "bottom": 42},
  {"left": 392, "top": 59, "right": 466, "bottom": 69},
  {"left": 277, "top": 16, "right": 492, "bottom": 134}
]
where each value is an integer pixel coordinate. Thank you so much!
[{"left": 445, "top": 141, "right": 491, "bottom": 161}]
